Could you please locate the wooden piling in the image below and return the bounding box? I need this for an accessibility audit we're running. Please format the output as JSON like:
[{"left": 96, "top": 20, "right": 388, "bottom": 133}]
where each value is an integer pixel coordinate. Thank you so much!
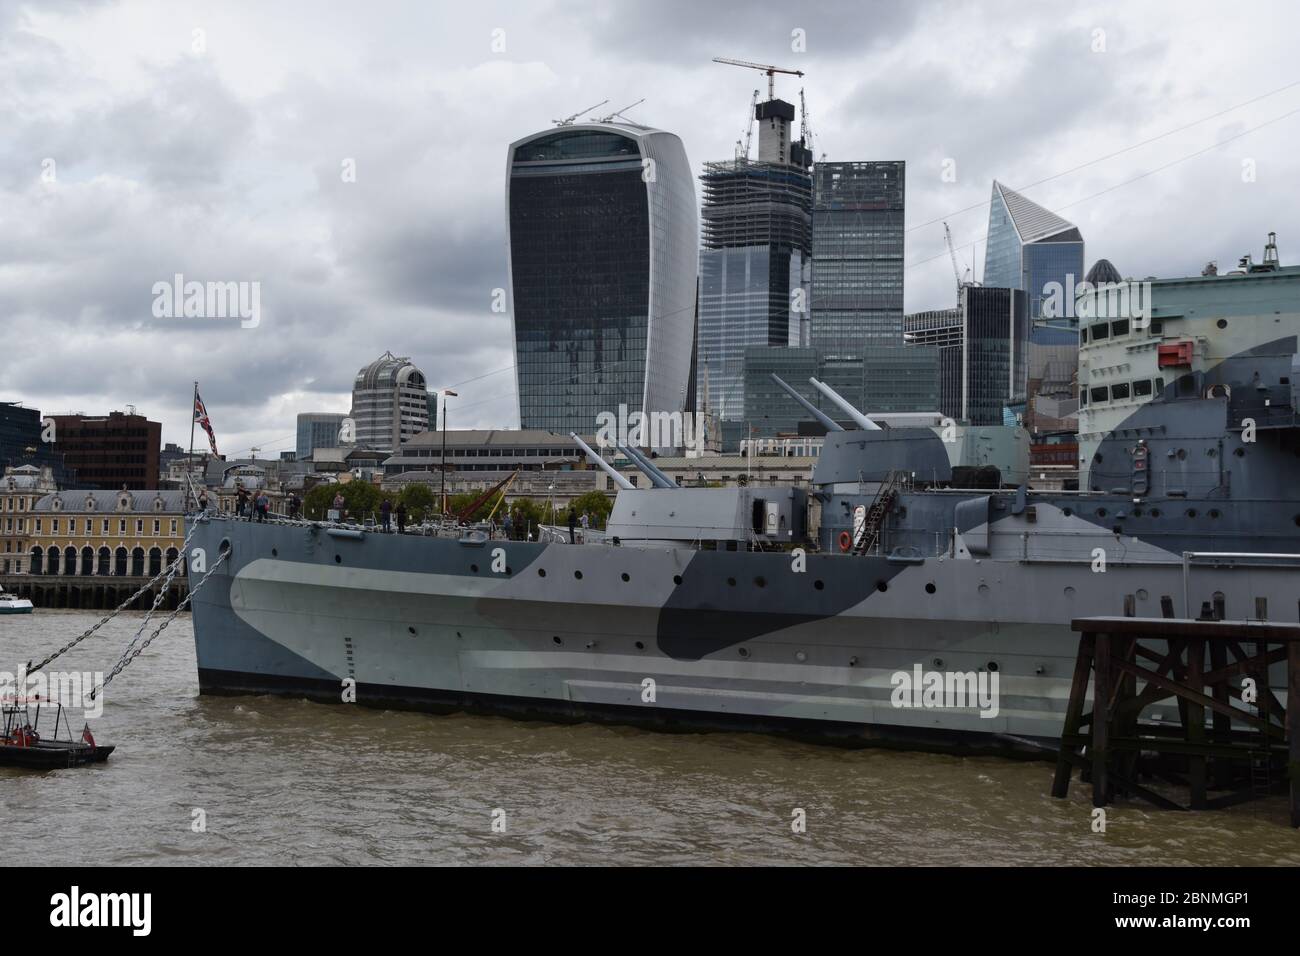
[{"left": 1055, "top": 616, "right": 1299, "bottom": 826}]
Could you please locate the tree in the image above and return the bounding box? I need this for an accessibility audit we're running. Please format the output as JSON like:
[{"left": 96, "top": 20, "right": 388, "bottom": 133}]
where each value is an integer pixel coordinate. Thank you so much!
[
  {"left": 568, "top": 490, "right": 613, "bottom": 529},
  {"left": 398, "top": 484, "right": 437, "bottom": 523},
  {"left": 302, "top": 481, "right": 380, "bottom": 523}
]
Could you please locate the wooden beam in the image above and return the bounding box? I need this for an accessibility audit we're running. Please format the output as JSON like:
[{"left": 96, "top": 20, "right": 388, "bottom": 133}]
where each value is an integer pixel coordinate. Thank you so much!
[
  {"left": 1092, "top": 633, "right": 1111, "bottom": 807},
  {"left": 1289, "top": 640, "right": 1299, "bottom": 828},
  {"left": 1052, "top": 633, "right": 1094, "bottom": 799},
  {"left": 1111, "top": 657, "right": 1286, "bottom": 739}
]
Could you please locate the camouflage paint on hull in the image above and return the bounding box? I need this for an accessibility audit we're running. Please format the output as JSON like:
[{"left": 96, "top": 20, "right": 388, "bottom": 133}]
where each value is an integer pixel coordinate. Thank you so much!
[{"left": 189, "top": 516, "right": 1294, "bottom": 751}]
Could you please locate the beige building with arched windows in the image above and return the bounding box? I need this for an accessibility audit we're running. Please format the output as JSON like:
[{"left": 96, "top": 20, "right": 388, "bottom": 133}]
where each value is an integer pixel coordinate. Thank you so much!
[
  {"left": 24, "top": 489, "right": 188, "bottom": 579},
  {"left": 1, "top": 465, "right": 58, "bottom": 574}
]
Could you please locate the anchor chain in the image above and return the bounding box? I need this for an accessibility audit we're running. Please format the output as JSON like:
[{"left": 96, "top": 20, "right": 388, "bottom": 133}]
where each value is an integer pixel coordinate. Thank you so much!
[
  {"left": 92, "top": 548, "right": 229, "bottom": 699},
  {"left": 27, "top": 520, "right": 203, "bottom": 674}
]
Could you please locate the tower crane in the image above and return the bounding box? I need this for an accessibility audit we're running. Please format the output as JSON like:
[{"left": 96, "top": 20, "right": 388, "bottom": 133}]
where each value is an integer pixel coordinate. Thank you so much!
[
  {"left": 736, "top": 89, "right": 759, "bottom": 159},
  {"left": 552, "top": 99, "right": 608, "bottom": 127},
  {"left": 943, "top": 222, "right": 970, "bottom": 308},
  {"left": 712, "top": 57, "right": 805, "bottom": 100},
  {"left": 799, "top": 87, "right": 815, "bottom": 160}
]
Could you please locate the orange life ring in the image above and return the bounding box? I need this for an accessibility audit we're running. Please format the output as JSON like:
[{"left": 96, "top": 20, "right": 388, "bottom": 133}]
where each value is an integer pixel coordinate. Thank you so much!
[{"left": 838, "top": 531, "right": 852, "bottom": 552}]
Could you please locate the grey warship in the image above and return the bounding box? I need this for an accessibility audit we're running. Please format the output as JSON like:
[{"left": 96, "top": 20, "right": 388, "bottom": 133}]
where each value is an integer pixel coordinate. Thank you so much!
[{"left": 189, "top": 248, "right": 1299, "bottom": 752}]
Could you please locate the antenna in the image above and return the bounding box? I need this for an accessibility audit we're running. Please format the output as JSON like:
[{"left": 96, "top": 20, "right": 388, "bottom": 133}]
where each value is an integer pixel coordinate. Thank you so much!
[{"left": 552, "top": 99, "right": 609, "bottom": 127}]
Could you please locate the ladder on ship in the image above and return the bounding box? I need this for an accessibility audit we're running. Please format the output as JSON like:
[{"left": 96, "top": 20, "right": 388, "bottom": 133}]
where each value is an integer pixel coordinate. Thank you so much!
[{"left": 853, "top": 470, "right": 903, "bottom": 555}]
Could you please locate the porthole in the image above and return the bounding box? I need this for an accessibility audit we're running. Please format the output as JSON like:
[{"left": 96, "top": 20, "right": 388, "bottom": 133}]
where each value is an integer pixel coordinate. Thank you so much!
[
  {"left": 334, "top": 554, "right": 342, "bottom": 564},
  {"left": 470, "top": 564, "right": 479, "bottom": 573},
  {"left": 1064, "top": 586, "right": 1076, "bottom": 597},
  {"left": 672, "top": 574, "right": 682, "bottom": 585},
  {"left": 1150, "top": 508, "right": 1161, "bottom": 517},
  {"left": 876, "top": 581, "right": 889, "bottom": 593},
  {"left": 1096, "top": 508, "right": 1107, "bottom": 518},
  {"left": 1234, "top": 447, "right": 1245, "bottom": 458},
  {"left": 814, "top": 579, "right": 825, "bottom": 590},
  {"left": 738, "top": 647, "right": 750, "bottom": 658},
  {"left": 635, "top": 641, "right": 645, "bottom": 650},
  {"left": 1176, "top": 448, "right": 1187, "bottom": 460},
  {"left": 538, "top": 568, "right": 546, "bottom": 577},
  {"left": 407, "top": 626, "right": 416, "bottom": 635},
  {"left": 925, "top": 582, "right": 936, "bottom": 594},
  {"left": 574, "top": 570, "right": 583, "bottom": 580},
  {"left": 1186, "top": 508, "right": 1198, "bottom": 518},
  {"left": 1216, "top": 318, "right": 1228, "bottom": 329},
  {"left": 1209, "top": 509, "right": 1221, "bottom": 519},
  {"left": 271, "top": 548, "right": 278, "bottom": 557},
  {"left": 987, "top": 661, "right": 1000, "bottom": 673},
  {"left": 552, "top": 636, "right": 562, "bottom": 646},
  {"left": 727, "top": 577, "right": 736, "bottom": 586},
  {"left": 1063, "top": 507, "right": 1073, "bottom": 517},
  {"left": 621, "top": 572, "right": 630, "bottom": 582},
  {"left": 754, "top": 576, "right": 766, "bottom": 588}
]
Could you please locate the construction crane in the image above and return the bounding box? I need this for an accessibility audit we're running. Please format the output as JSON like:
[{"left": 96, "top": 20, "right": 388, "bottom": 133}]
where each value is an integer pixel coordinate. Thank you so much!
[
  {"left": 736, "top": 88, "right": 759, "bottom": 159},
  {"left": 799, "top": 87, "right": 815, "bottom": 159},
  {"left": 596, "top": 98, "right": 645, "bottom": 124},
  {"left": 712, "top": 57, "right": 804, "bottom": 100},
  {"left": 552, "top": 99, "right": 608, "bottom": 127},
  {"left": 943, "top": 222, "right": 971, "bottom": 308}
]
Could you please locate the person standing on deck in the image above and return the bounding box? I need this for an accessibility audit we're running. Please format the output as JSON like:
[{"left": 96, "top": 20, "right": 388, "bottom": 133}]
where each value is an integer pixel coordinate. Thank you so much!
[
  {"left": 395, "top": 501, "right": 407, "bottom": 534},
  {"left": 567, "top": 507, "right": 577, "bottom": 544},
  {"left": 380, "top": 498, "right": 393, "bottom": 532}
]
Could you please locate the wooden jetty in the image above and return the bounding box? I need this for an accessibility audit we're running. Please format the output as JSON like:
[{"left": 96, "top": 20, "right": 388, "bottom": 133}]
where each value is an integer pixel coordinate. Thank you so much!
[
  {"left": 1053, "top": 611, "right": 1299, "bottom": 827},
  {"left": 0, "top": 574, "right": 188, "bottom": 612}
]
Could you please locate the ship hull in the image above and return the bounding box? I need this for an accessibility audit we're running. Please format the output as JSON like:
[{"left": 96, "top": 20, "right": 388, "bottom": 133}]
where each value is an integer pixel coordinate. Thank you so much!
[{"left": 188, "top": 517, "right": 1293, "bottom": 753}]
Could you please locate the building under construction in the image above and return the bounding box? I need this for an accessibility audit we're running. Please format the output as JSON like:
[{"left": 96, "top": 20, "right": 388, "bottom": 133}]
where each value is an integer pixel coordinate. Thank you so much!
[{"left": 697, "top": 60, "right": 814, "bottom": 440}]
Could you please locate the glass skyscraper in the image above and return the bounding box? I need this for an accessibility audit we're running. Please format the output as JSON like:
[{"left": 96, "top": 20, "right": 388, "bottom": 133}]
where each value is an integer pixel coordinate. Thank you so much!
[
  {"left": 982, "top": 181, "right": 1084, "bottom": 325},
  {"left": 697, "top": 96, "right": 813, "bottom": 426},
  {"left": 810, "top": 162, "right": 905, "bottom": 359},
  {"left": 506, "top": 122, "right": 697, "bottom": 440},
  {"left": 296, "top": 412, "right": 349, "bottom": 459}
]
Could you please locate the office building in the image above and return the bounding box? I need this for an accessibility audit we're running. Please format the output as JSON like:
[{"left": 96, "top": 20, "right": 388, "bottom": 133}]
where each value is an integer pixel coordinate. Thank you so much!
[
  {"left": 349, "top": 352, "right": 431, "bottom": 454},
  {"left": 0, "top": 401, "right": 74, "bottom": 486},
  {"left": 697, "top": 96, "right": 812, "bottom": 425},
  {"left": 982, "top": 181, "right": 1084, "bottom": 325},
  {"left": 506, "top": 121, "right": 698, "bottom": 440},
  {"left": 297, "top": 412, "right": 350, "bottom": 460},
  {"left": 48, "top": 410, "right": 161, "bottom": 490}
]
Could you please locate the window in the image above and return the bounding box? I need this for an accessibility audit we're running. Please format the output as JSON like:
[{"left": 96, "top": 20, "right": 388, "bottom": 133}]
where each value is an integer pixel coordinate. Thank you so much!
[
  {"left": 119, "top": 519, "right": 127, "bottom": 534},
  {"left": 1111, "top": 319, "right": 1129, "bottom": 337},
  {"left": 1091, "top": 322, "right": 1110, "bottom": 341},
  {"left": 136, "top": 519, "right": 143, "bottom": 535},
  {"left": 170, "top": 519, "right": 178, "bottom": 535},
  {"left": 1111, "top": 382, "right": 1130, "bottom": 400},
  {"left": 52, "top": 519, "right": 59, "bottom": 533},
  {"left": 153, "top": 519, "right": 160, "bottom": 535},
  {"left": 1090, "top": 386, "right": 1108, "bottom": 403},
  {"left": 1133, "top": 379, "right": 1152, "bottom": 397}
]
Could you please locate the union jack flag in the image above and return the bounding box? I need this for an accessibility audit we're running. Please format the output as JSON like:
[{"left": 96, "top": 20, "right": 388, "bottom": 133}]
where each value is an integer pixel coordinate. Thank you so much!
[{"left": 194, "top": 391, "right": 219, "bottom": 456}]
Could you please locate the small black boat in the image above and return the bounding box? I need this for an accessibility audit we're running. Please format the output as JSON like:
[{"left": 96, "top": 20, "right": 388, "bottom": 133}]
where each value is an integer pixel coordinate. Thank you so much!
[{"left": 1, "top": 700, "right": 112, "bottom": 769}]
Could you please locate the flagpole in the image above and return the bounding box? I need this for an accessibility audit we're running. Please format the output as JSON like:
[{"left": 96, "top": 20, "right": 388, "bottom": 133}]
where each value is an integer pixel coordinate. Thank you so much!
[{"left": 188, "top": 381, "right": 197, "bottom": 508}]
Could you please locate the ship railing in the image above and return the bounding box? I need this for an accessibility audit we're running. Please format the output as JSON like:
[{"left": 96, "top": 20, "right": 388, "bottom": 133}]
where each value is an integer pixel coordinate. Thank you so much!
[{"left": 1181, "top": 551, "right": 1300, "bottom": 617}]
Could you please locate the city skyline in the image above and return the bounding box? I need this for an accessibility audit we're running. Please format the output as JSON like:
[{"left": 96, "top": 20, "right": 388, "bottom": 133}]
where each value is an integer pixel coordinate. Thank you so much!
[{"left": 3, "top": 0, "right": 1300, "bottom": 456}]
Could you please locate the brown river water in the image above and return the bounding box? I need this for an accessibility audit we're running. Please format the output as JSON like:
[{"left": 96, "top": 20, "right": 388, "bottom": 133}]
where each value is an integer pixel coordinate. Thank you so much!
[{"left": 2, "top": 611, "right": 1296, "bottom": 865}]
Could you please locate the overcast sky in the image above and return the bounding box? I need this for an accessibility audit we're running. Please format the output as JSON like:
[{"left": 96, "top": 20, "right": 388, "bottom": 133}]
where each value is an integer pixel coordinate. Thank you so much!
[{"left": 3, "top": 0, "right": 1298, "bottom": 458}]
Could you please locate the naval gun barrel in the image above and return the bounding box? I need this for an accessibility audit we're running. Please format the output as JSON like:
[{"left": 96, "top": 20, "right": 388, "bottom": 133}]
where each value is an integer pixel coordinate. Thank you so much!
[
  {"left": 808, "top": 377, "right": 881, "bottom": 431},
  {"left": 769, "top": 373, "right": 843, "bottom": 432},
  {"left": 570, "top": 433, "right": 634, "bottom": 490},
  {"left": 617, "top": 444, "right": 676, "bottom": 489}
]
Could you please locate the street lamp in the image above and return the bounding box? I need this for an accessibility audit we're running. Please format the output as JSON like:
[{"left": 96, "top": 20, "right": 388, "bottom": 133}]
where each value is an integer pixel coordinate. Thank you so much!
[{"left": 440, "top": 389, "right": 457, "bottom": 515}]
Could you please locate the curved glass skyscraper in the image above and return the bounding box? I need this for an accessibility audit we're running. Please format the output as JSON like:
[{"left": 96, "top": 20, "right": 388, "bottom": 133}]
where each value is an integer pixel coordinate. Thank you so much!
[{"left": 506, "top": 122, "right": 698, "bottom": 440}]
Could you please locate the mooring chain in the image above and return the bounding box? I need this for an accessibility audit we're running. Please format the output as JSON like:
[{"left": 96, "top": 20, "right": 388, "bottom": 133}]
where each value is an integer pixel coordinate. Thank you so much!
[
  {"left": 28, "top": 521, "right": 203, "bottom": 673},
  {"left": 114, "top": 535, "right": 195, "bottom": 666},
  {"left": 93, "top": 549, "right": 229, "bottom": 699}
]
